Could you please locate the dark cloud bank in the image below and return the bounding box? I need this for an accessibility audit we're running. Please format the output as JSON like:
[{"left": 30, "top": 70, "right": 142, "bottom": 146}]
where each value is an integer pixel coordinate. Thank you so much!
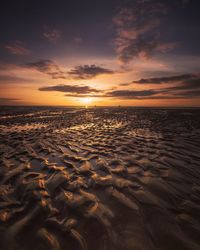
[
  {"left": 39, "top": 85, "right": 100, "bottom": 94},
  {"left": 26, "top": 60, "right": 114, "bottom": 80},
  {"left": 67, "top": 65, "right": 114, "bottom": 79},
  {"left": 38, "top": 73, "right": 200, "bottom": 99},
  {"left": 26, "top": 60, "right": 67, "bottom": 79}
]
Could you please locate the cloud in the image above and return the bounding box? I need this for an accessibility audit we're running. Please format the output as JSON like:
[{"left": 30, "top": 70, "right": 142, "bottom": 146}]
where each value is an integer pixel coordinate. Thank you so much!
[
  {"left": 4, "top": 41, "right": 31, "bottom": 56},
  {"left": 38, "top": 84, "right": 100, "bottom": 94},
  {"left": 164, "top": 77, "right": 200, "bottom": 92},
  {"left": 43, "top": 29, "right": 61, "bottom": 43},
  {"left": 64, "top": 93, "right": 102, "bottom": 97},
  {"left": 26, "top": 60, "right": 115, "bottom": 80},
  {"left": 119, "top": 83, "right": 131, "bottom": 86},
  {"left": 38, "top": 84, "right": 160, "bottom": 99},
  {"left": 0, "top": 98, "right": 20, "bottom": 101},
  {"left": 112, "top": 1, "right": 177, "bottom": 63},
  {"left": 105, "top": 89, "right": 158, "bottom": 99},
  {"left": 26, "top": 60, "right": 67, "bottom": 79},
  {"left": 37, "top": 72, "right": 200, "bottom": 100},
  {"left": 133, "top": 73, "right": 195, "bottom": 84},
  {"left": 38, "top": 84, "right": 158, "bottom": 99},
  {"left": 106, "top": 72, "right": 200, "bottom": 99},
  {"left": 104, "top": 86, "right": 200, "bottom": 100},
  {"left": 0, "top": 98, "right": 21, "bottom": 104},
  {"left": 67, "top": 64, "right": 114, "bottom": 79},
  {"left": 175, "top": 89, "right": 200, "bottom": 97},
  {"left": 132, "top": 73, "right": 200, "bottom": 94}
]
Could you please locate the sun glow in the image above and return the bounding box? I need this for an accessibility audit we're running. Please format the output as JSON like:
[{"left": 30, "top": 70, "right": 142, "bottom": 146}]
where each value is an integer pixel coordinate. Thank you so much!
[{"left": 81, "top": 97, "right": 92, "bottom": 105}]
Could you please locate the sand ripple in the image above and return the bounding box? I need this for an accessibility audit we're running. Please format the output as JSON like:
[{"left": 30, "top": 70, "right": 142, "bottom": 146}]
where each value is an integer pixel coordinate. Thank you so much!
[{"left": 0, "top": 107, "right": 200, "bottom": 250}]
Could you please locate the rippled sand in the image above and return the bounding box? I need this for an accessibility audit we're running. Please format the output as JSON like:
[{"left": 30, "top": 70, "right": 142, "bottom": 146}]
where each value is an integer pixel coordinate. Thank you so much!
[{"left": 0, "top": 106, "right": 200, "bottom": 250}]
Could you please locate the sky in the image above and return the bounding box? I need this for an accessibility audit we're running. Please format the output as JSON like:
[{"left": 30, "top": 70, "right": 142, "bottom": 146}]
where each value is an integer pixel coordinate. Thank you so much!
[{"left": 0, "top": 0, "right": 200, "bottom": 106}]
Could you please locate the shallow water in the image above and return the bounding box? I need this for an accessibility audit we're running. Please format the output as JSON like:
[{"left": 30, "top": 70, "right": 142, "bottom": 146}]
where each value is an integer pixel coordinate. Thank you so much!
[{"left": 0, "top": 107, "right": 200, "bottom": 250}]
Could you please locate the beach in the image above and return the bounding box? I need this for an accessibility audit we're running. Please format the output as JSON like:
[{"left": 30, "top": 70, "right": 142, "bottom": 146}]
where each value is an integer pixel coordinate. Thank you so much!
[{"left": 0, "top": 106, "right": 200, "bottom": 250}]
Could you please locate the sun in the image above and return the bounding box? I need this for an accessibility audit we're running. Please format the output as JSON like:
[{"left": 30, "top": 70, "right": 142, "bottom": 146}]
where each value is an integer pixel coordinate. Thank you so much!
[{"left": 81, "top": 97, "right": 92, "bottom": 105}]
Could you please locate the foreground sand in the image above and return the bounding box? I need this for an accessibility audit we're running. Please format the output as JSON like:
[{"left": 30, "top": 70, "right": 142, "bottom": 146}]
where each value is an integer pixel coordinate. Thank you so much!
[{"left": 0, "top": 107, "right": 200, "bottom": 250}]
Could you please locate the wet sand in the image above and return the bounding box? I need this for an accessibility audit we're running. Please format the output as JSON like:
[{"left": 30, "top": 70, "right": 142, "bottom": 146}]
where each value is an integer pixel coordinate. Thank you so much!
[{"left": 0, "top": 106, "right": 200, "bottom": 250}]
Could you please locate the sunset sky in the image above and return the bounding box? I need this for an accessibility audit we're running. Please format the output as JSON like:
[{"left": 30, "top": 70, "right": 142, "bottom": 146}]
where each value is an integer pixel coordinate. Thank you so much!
[{"left": 0, "top": 0, "right": 200, "bottom": 106}]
